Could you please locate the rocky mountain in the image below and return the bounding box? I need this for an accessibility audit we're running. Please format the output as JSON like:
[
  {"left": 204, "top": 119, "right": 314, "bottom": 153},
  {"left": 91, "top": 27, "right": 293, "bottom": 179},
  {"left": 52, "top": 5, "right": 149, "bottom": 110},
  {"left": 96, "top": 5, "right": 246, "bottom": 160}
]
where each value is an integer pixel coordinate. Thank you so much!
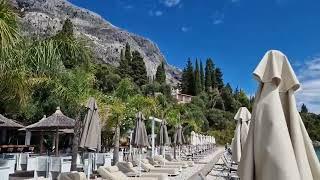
[{"left": 11, "top": 0, "right": 181, "bottom": 85}]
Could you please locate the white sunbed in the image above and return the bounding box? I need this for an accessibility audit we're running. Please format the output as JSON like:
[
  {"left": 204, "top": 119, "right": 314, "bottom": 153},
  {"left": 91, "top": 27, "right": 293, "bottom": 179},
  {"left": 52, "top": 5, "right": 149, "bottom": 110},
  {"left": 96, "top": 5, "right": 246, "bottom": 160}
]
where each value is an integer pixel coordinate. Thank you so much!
[
  {"left": 97, "top": 166, "right": 158, "bottom": 180},
  {"left": 140, "top": 159, "right": 180, "bottom": 176}
]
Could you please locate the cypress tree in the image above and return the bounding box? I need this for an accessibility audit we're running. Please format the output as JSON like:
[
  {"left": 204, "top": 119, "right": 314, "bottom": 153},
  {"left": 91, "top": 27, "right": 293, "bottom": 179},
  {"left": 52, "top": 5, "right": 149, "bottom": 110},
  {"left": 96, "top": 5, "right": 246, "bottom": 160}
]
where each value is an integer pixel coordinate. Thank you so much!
[
  {"left": 130, "top": 51, "right": 148, "bottom": 86},
  {"left": 118, "top": 47, "right": 130, "bottom": 78},
  {"left": 155, "top": 62, "right": 166, "bottom": 84},
  {"left": 205, "top": 58, "right": 213, "bottom": 92},
  {"left": 194, "top": 59, "right": 201, "bottom": 95},
  {"left": 301, "top": 104, "right": 308, "bottom": 113},
  {"left": 60, "top": 18, "right": 73, "bottom": 37},
  {"left": 181, "top": 68, "right": 189, "bottom": 94},
  {"left": 215, "top": 67, "right": 224, "bottom": 90},
  {"left": 186, "top": 58, "right": 195, "bottom": 95},
  {"left": 200, "top": 60, "right": 205, "bottom": 91}
]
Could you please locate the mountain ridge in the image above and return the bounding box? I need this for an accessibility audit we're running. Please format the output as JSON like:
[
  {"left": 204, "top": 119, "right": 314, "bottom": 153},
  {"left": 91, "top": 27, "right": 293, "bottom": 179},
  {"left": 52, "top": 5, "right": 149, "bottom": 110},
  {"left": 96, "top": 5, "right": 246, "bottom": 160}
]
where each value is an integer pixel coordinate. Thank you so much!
[{"left": 11, "top": 0, "right": 181, "bottom": 85}]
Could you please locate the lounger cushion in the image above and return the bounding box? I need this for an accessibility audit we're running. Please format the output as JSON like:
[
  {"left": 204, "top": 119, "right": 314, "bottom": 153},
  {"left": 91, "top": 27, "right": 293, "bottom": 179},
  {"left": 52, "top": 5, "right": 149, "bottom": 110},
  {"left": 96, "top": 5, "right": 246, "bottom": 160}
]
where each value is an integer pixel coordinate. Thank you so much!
[
  {"left": 97, "top": 167, "right": 117, "bottom": 180},
  {"left": 106, "top": 166, "right": 119, "bottom": 173}
]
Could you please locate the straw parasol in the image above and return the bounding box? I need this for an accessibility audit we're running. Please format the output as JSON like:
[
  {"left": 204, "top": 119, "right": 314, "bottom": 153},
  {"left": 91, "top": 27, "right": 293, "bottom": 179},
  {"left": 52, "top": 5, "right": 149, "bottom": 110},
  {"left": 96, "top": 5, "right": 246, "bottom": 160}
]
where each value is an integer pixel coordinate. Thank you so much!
[
  {"left": 156, "top": 119, "right": 169, "bottom": 156},
  {"left": 231, "top": 107, "right": 251, "bottom": 163},
  {"left": 24, "top": 107, "right": 75, "bottom": 156},
  {"left": 0, "top": 114, "right": 24, "bottom": 129},
  {"left": 239, "top": 50, "right": 320, "bottom": 180},
  {"left": 131, "top": 111, "right": 150, "bottom": 175},
  {"left": 80, "top": 97, "right": 101, "bottom": 152}
]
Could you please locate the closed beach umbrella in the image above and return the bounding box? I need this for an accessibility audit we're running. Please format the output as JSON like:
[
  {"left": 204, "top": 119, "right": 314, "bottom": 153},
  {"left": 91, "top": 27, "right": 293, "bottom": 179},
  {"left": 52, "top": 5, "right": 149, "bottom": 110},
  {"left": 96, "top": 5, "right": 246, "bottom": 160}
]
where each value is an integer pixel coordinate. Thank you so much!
[
  {"left": 231, "top": 107, "right": 251, "bottom": 163},
  {"left": 239, "top": 50, "right": 320, "bottom": 180},
  {"left": 173, "top": 124, "right": 185, "bottom": 159},
  {"left": 131, "top": 112, "right": 150, "bottom": 148},
  {"left": 131, "top": 112, "right": 149, "bottom": 175},
  {"left": 80, "top": 97, "right": 101, "bottom": 152},
  {"left": 173, "top": 124, "right": 185, "bottom": 145},
  {"left": 156, "top": 119, "right": 169, "bottom": 156}
]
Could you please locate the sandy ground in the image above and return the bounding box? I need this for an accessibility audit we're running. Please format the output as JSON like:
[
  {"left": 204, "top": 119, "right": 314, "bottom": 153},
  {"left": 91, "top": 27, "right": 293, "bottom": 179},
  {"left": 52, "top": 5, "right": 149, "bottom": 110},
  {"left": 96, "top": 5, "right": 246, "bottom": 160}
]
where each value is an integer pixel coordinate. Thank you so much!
[{"left": 206, "top": 154, "right": 239, "bottom": 180}]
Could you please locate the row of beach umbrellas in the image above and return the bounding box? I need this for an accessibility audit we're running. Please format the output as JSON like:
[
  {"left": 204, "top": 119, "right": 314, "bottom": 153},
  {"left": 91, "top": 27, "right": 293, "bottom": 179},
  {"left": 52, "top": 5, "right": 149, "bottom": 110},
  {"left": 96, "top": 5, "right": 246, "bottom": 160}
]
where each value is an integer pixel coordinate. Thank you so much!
[
  {"left": 190, "top": 131, "right": 216, "bottom": 146},
  {"left": 231, "top": 50, "right": 320, "bottom": 180}
]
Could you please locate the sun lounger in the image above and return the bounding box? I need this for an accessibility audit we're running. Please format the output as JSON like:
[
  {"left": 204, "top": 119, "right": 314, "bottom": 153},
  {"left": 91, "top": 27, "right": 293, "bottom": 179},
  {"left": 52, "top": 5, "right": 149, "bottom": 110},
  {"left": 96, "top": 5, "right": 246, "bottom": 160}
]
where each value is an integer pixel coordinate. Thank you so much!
[
  {"left": 97, "top": 166, "right": 158, "bottom": 180},
  {"left": 116, "top": 162, "right": 169, "bottom": 180},
  {"left": 146, "top": 157, "right": 182, "bottom": 171},
  {"left": 165, "top": 154, "right": 194, "bottom": 167},
  {"left": 57, "top": 171, "right": 86, "bottom": 180},
  {"left": 140, "top": 159, "right": 180, "bottom": 176},
  {"left": 154, "top": 155, "right": 188, "bottom": 168}
]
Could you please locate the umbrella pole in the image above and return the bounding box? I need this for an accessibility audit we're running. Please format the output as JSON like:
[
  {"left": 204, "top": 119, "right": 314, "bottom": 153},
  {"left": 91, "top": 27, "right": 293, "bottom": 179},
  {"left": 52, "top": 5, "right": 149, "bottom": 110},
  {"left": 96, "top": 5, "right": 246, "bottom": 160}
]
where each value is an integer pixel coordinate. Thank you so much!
[
  {"left": 55, "top": 128, "right": 59, "bottom": 156},
  {"left": 139, "top": 148, "right": 142, "bottom": 176}
]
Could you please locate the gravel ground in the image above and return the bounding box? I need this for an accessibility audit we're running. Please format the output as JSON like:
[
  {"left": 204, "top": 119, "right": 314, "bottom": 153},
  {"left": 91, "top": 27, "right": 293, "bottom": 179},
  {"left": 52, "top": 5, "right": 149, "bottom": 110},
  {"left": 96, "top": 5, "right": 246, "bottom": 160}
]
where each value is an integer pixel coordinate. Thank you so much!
[{"left": 206, "top": 153, "right": 239, "bottom": 180}]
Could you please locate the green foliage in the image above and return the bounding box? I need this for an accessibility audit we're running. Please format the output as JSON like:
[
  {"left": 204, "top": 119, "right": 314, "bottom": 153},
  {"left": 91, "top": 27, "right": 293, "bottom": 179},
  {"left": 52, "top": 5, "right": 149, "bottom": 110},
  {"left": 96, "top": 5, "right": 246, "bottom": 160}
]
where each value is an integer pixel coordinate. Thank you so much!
[
  {"left": 130, "top": 51, "right": 148, "bottom": 86},
  {"left": 221, "top": 84, "right": 238, "bottom": 112},
  {"left": 95, "top": 64, "right": 121, "bottom": 93},
  {"left": 301, "top": 112, "right": 320, "bottom": 141},
  {"left": 155, "top": 62, "right": 166, "bottom": 83}
]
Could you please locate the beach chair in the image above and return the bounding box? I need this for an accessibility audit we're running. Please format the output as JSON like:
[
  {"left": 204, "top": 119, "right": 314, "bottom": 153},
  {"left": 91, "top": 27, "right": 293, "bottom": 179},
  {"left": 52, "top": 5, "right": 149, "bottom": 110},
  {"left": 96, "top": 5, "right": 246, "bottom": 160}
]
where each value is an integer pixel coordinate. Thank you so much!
[
  {"left": 154, "top": 155, "right": 188, "bottom": 168},
  {"left": 146, "top": 157, "right": 182, "bottom": 171},
  {"left": 57, "top": 171, "right": 86, "bottom": 180},
  {"left": 97, "top": 166, "right": 158, "bottom": 180},
  {"left": 165, "top": 154, "right": 195, "bottom": 167},
  {"left": 140, "top": 159, "right": 180, "bottom": 176},
  {"left": 116, "top": 162, "right": 169, "bottom": 180}
]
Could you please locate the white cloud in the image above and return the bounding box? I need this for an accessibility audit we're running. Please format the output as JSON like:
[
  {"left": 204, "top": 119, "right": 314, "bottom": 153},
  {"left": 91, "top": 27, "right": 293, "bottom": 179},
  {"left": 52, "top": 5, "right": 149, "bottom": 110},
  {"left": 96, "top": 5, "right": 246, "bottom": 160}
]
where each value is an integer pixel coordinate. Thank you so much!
[
  {"left": 155, "top": 10, "right": 163, "bottom": 16},
  {"left": 149, "top": 10, "right": 163, "bottom": 17},
  {"left": 181, "top": 26, "right": 190, "bottom": 32},
  {"left": 211, "top": 11, "right": 225, "bottom": 25},
  {"left": 296, "top": 57, "right": 320, "bottom": 114},
  {"left": 162, "top": 0, "right": 181, "bottom": 7}
]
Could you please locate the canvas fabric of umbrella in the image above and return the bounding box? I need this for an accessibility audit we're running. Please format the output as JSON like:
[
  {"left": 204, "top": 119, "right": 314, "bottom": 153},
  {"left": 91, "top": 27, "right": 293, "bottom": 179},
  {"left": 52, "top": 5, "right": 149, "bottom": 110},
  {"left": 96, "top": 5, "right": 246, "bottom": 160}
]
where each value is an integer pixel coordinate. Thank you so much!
[
  {"left": 131, "top": 111, "right": 150, "bottom": 175},
  {"left": 239, "top": 50, "right": 320, "bottom": 180}
]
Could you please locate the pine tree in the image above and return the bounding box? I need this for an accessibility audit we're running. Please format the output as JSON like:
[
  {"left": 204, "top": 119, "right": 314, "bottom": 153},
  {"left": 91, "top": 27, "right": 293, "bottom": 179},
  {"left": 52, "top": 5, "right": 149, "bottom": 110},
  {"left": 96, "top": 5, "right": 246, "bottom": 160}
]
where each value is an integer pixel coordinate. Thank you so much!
[
  {"left": 155, "top": 62, "right": 166, "bottom": 84},
  {"left": 130, "top": 51, "right": 148, "bottom": 86},
  {"left": 215, "top": 67, "right": 224, "bottom": 90},
  {"left": 194, "top": 59, "right": 201, "bottom": 95},
  {"left": 200, "top": 60, "right": 205, "bottom": 91},
  {"left": 205, "top": 58, "right": 213, "bottom": 92},
  {"left": 118, "top": 47, "right": 130, "bottom": 78},
  {"left": 301, "top": 103, "right": 308, "bottom": 113}
]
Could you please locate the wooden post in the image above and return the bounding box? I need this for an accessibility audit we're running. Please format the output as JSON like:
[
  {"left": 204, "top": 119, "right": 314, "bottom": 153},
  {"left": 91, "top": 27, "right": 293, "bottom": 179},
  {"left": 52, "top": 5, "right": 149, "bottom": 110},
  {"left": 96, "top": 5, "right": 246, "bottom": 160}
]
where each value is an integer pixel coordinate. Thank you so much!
[
  {"left": 55, "top": 128, "right": 59, "bottom": 156},
  {"left": 40, "top": 131, "right": 44, "bottom": 155}
]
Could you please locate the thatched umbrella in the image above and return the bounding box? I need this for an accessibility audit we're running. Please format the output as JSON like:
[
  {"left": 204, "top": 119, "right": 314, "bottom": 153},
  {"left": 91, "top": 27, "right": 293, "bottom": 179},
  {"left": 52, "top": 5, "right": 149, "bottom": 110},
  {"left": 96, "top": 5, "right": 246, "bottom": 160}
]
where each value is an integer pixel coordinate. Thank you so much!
[
  {"left": 24, "top": 107, "right": 75, "bottom": 156},
  {"left": 0, "top": 114, "right": 24, "bottom": 144}
]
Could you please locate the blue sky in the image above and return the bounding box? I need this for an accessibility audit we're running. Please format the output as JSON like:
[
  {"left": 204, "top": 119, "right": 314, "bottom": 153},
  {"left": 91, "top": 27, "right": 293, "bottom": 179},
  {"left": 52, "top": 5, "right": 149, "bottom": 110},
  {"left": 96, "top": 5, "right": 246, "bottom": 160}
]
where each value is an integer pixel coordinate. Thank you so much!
[{"left": 69, "top": 0, "right": 320, "bottom": 113}]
